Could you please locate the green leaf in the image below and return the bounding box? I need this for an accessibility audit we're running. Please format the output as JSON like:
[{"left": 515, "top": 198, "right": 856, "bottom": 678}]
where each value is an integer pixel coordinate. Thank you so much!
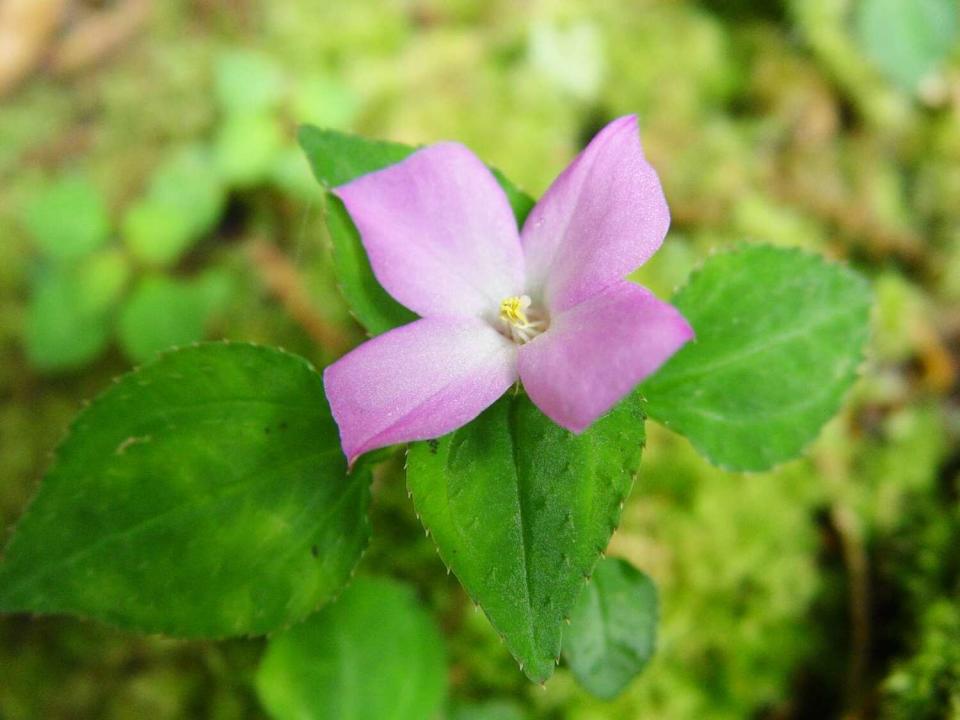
[
  {"left": 640, "top": 245, "right": 871, "bottom": 472},
  {"left": 406, "top": 393, "right": 645, "bottom": 683},
  {"left": 24, "top": 263, "right": 113, "bottom": 372},
  {"left": 856, "top": 0, "right": 958, "bottom": 92},
  {"left": 298, "top": 126, "right": 535, "bottom": 335},
  {"left": 298, "top": 127, "right": 416, "bottom": 188},
  {"left": 123, "top": 146, "right": 226, "bottom": 267},
  {"left": 76, "top": 249, "right": 131, "bottom": 314},
  {"left": 324, "top": 196, "right": 419, "bottom": 335},
  {"left": 449, "top": 701, "right": 527, "bottom": 720},
  {"left": 0, "top": 344, "right": 369, "bottom": 637},
  {"left": 150, "top": 146, "right": 225, "bottom": 235},
  {"left": 122, "top": 200, "right": 195, "bottom": 267},
  {"left": 563, "top": 557, "right": 657, "bottom": 700},
  {"left": 117, "top": 273, "right": 231, "bottom": 363},
  {"left": 22, "top": 176, "right": 111, "bottom": 261},
  {"left": 214, "top": 113, "right": 285, "bottom": 187},
  {"left": 256, "top": 576, "right": 446, "bottom": 720}
]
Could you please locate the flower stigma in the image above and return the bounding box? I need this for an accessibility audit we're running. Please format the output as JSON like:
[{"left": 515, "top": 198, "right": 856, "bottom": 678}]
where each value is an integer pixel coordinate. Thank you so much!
[{"left": 498, "top": 294, "right": 548, "bottom": 344}]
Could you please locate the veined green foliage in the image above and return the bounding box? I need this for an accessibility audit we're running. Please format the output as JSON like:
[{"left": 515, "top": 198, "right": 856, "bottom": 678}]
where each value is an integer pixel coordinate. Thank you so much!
[
  {"left": 0, "top": 344, "right": 369, "bottom": 637},
  {"left": 641, "top": 245, "right": 871, "bottom": 471},
  {"left": 407, "top": 393, "right": 645, "bottom": 683},
  {"left": 256, "top": 576, "right": 446, "bottom": 720}
]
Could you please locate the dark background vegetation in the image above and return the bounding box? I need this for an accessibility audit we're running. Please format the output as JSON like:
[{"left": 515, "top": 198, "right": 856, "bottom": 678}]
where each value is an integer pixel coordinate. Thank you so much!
[{"left": 0, "top": 0, "right": 958, "bottom": 717}]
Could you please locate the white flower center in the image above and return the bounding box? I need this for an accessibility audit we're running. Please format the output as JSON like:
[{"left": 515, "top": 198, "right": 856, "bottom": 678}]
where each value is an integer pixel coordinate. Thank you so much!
[{"left": 497, "top": 294, "right": 548, "bottom": 344}]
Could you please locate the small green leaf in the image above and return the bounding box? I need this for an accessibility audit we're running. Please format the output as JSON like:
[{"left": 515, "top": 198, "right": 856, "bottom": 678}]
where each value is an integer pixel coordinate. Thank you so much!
[
  {"left": 122, "top": 200, "right": 195, "bottom": 267},
  {"left": 76, "top": 249, "right": 131, "bottom": 314},
  {"left": 22, "top": 176, "right": 111, "bottom": 261},
  {"left": 640, "top": 245, "right": 871, "bottom": 471},
  {"left": 256, "top": 576, "right": 446, "bottom": 720},
  {"left": 149, "top": 146, "right": 226, "bottom": 237},
  {"left": 298, "top": 126, "right": 535, "bottom": 335},
  {"left": 563, "top": 557, "right": 657, "bottom": 700},
  {"left": 298, "top": 127, "right": 416, "bottom": 188},
  {"left": 215, "top": 114, "right": 285, "bottom": 187},
  {"left": 856, "top": 0, "right": 958, "bottom": 92},
  {"left": 215, "top": 49, "right": 287, "bottom": 115},
  {"left": 122, "top": 146, "right": 226, "bottom": 267},
  {"left": 0, "top": 344, "right": 369, "bottom": 637},
  {"left": 117, "top": 273, "right": 231, "bottom": 363},
  {"left": 407, "top": 393, "right": 645, "bottom": 683},
  {"left": 298, "top": 129, "right": 420, "bottom": 335},
  {"left": 25, "top": 264, "right": 113, "bottom": 372}
]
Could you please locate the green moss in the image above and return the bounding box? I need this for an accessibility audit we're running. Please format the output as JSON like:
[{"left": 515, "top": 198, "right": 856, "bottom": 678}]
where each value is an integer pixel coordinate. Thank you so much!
[{"left": 884, "top": 601, "right": 960, "bottom": 720}]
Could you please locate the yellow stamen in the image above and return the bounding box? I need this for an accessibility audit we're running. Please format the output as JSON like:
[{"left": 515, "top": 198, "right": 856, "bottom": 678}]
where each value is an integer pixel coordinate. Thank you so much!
[
  {"left": 499, "top": 295, "right": 530, "bottom": 326},
  {"left": 497, "top": 294, "right": 547, "bottom": 344}
]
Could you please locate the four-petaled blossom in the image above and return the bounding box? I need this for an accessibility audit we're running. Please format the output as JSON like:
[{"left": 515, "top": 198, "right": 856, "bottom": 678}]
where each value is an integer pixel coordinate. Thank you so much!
[{"left": 325, "top": 116, "right": 694, "bottom": 463}]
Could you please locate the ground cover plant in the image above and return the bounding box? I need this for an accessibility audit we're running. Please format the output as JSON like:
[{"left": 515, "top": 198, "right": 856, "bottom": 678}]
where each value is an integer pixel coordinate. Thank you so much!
[{"left": 0, "top": 1, "right": 958, "bottom": 718}]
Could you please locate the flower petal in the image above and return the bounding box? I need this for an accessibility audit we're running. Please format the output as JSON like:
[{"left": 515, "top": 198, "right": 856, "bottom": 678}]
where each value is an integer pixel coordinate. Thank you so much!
[
  {"left": 518, "top": 281, "right": 692, "bottom": 432},
  {"left": 334, "top": 142, "right": 524, "bottom": 319},
  {"left": 521, "top": 115, "right": 670, "bottom": 313},
  {"left": 324, "top": 318, "right": 518, "bottom": 463}
]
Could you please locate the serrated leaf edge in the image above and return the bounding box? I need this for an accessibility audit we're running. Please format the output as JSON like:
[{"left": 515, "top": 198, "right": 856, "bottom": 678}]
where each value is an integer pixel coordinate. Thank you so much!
[
  {"left": 643, "top": 242, "right": 873, "bottom": 473},
  {"left": 0, "top": 340, "right": 371, "bottom": 641}
]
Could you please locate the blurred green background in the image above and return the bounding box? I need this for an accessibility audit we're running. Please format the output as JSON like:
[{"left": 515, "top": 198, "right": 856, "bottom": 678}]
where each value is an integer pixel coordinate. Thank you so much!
[{"left": 1, "top": 0, "right": 959, "bottom": 718}]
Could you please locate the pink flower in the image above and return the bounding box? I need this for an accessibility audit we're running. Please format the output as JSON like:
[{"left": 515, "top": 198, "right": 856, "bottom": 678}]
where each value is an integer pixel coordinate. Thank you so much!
[{"left": 324, "top": 116, "right": 693, "bottom": 463}]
